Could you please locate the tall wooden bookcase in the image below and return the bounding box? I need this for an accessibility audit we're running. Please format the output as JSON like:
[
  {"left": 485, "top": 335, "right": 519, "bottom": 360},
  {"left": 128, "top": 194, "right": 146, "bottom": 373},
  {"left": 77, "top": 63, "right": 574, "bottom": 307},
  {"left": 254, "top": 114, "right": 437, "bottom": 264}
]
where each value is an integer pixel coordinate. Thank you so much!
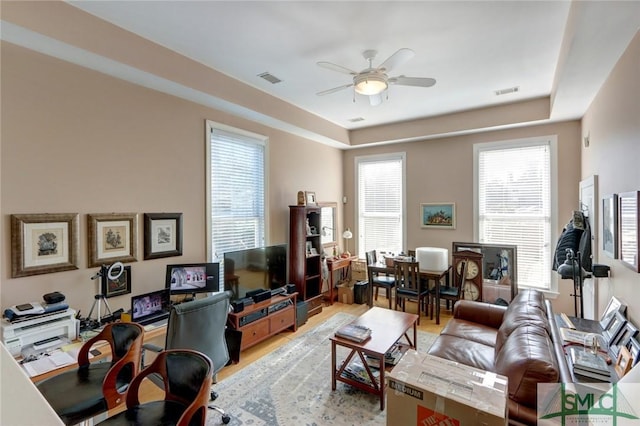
[{"left": 289, "top": 205, "right": 324, "bottom": 316}]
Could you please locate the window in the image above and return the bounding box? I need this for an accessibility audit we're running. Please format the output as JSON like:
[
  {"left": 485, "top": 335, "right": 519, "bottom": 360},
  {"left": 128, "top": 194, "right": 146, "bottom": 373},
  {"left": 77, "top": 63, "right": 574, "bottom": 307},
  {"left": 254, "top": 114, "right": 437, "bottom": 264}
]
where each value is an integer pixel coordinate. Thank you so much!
[
  {"left": 474, "top": 137, "right": 557, "bottom": 291},
  {"left": 206, "top": 121, "right": 267, "bottom": 269},
  {"left": 356, "top": 153, "right": 405, "bottom": 257}
]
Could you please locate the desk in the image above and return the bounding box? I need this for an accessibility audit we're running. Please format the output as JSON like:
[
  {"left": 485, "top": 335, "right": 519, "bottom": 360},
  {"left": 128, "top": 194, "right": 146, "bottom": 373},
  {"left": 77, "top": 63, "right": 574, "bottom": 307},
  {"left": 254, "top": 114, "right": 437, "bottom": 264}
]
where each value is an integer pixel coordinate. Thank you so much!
[
  {"left": 330, "top": 307, "right": 418, "bottom": 410},
  {"left": 367, "top": 261, "right": 451, "bottom": 324},
  {"left": 326, "top": 256, "right": 357, "bottom": 305}
]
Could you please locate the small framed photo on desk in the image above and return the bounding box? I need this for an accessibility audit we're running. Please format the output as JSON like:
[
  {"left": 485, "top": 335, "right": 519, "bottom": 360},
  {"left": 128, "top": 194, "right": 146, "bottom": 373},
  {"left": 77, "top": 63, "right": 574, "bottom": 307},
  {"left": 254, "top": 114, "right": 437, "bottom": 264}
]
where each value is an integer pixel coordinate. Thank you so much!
[{"left": 615, "top": 346, "right": 633, "bottom": 378}]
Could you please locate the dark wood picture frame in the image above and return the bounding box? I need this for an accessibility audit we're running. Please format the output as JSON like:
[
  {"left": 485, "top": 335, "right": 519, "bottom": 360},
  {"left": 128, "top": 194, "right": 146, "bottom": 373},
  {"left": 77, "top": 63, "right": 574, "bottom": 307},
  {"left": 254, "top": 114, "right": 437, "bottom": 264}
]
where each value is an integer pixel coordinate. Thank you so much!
[
  {"left": 88, "top": 213, "right": 138, "bottom": 267},
  {"left": 101, "top": 265, "right": 132, "bottom": 298},
  {"left": 144, "top": 213, "right": 183, "bottom": 260},
  {"left": 602, "top": 193, "right": 618, "bottom": 258},
  {"left": 618, "top": 190, "right": 639, "bottom": 272},
  {"left": 10, "top": 213, "right": 79, "bottom": 278}
]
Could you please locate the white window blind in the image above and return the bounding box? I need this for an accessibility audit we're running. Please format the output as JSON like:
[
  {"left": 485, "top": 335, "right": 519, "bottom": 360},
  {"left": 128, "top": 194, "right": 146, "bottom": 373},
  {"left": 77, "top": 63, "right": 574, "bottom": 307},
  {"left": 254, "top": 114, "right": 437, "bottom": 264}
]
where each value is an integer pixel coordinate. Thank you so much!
[
  {"left": 356, "top": 154, "right": 405, "bottom": 257},
  {"left": 207, "top": 123, "right": 266, "bottom": 262},
  {"left": 476, "top": 140, "right": 552, "bottom": 290}
]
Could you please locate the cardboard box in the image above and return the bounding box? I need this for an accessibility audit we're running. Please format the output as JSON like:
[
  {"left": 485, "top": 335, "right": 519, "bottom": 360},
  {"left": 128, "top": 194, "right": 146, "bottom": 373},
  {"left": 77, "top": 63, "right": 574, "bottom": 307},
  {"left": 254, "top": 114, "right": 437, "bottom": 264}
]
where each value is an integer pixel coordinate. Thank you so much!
[
  {"left": 337, "top": 283, "right": 354, "bottom": 304},
  {"left": 387, "top": 350, "right": 508, "bottom": 426}
]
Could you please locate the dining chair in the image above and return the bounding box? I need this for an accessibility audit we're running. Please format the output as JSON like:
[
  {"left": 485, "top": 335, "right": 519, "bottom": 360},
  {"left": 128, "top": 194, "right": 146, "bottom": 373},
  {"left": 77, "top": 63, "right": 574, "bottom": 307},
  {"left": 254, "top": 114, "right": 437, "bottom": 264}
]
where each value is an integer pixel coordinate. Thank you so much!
[
  {"left": 365, "top": 250, "right": 396, "bottom": 309},
  {"left": 36, "top": 322, "right": 145, "bottom": 425},
  {"left": 394, "top": 259, "right": 429, "bottom": 324},
  {"left": 430, "top": 260, "right": 466, "bottom": 320},
  {"left": 96, "top": 349, "right": 213, "bottom": 426}
]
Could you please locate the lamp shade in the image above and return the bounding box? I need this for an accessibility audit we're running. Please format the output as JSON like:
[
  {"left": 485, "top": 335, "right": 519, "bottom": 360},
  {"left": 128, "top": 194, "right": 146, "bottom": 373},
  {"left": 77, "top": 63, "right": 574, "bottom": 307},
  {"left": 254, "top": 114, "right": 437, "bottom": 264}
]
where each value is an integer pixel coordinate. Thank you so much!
[
  {"left": 354, "top": 74, "right": 388, "bottom": 96},
  {"left": 342, "top": 228, "right": 353, "bottom": 239}
]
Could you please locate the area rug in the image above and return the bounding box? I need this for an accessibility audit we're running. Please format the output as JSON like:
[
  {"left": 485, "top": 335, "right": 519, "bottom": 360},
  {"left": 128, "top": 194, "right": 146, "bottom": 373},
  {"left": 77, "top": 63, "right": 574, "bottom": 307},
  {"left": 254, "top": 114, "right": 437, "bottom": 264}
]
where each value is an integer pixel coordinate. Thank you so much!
[{"left": 207, "top": 312, "right": 437, "bottom": 426}]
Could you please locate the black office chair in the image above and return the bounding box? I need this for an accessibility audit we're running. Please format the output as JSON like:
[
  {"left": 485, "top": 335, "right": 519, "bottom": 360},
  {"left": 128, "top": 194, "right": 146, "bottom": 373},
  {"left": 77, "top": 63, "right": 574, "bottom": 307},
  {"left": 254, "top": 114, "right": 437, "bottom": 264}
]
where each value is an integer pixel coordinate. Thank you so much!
[
  {"left": 143, "top": 291, "right": 233, "bottom": 424},
  {"left": 36, "top": 322, "right": 145, "bottom": 425},
  {"left": 97, "top": 349, "right": 212, "bottom": 426},
  {"left": 365, "top": 250, "right": 396, "bottom": 309}
]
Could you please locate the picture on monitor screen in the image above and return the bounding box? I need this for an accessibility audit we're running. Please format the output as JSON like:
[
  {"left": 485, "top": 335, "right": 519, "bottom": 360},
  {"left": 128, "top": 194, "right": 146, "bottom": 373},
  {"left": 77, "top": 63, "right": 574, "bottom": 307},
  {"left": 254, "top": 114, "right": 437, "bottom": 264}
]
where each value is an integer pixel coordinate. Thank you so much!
[{"left": 165, "top": 263, "right": 219, "bottom": 295}]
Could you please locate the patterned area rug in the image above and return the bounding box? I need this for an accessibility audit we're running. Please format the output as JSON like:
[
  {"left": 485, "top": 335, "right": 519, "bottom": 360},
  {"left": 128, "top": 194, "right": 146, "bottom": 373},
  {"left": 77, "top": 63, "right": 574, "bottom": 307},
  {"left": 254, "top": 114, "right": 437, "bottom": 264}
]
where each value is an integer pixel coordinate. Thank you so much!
[{"left": 208, "top": 312, "right": 437, "bottom": 426}]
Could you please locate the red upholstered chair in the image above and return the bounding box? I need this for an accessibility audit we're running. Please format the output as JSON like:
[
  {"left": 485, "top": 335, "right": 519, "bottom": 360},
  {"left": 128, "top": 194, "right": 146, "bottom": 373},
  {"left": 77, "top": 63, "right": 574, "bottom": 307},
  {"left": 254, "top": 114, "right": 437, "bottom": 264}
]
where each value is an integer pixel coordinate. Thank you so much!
[
  {"left": 97, "top": 349, "right": 213, "bottom": 426},
  {"left": 36, "top": 322, "right": 144, "bottom": 425}
]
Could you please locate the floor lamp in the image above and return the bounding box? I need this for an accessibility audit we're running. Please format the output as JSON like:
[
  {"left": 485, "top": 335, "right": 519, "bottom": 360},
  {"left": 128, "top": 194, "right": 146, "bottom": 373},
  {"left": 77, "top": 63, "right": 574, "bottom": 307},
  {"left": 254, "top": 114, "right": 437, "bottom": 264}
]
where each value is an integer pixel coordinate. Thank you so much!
[{"left": 557, "top": 248, "right": 588, "bottom": 318}]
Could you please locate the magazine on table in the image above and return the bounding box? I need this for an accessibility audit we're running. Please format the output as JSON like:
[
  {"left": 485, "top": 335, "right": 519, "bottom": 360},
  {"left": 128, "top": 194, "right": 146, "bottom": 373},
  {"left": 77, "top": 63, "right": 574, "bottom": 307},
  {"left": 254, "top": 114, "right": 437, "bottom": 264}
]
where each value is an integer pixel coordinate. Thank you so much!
[
  {"left": 568, "top": 346, "right": 610, "bottom": 376},
  {"left": 560, "top": 327, "right": 600, "bottom": 345},
  {"left": 335, "top": 324, "right": 372, "bottom": 342}
]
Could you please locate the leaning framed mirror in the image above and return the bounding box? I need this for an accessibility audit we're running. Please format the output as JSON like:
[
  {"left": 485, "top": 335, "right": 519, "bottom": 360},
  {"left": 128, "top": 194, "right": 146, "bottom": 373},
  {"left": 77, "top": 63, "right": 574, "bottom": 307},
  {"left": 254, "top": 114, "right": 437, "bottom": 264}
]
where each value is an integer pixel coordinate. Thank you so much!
[{"left": 318, "top": 202, "right": 337, "bottom": 248}]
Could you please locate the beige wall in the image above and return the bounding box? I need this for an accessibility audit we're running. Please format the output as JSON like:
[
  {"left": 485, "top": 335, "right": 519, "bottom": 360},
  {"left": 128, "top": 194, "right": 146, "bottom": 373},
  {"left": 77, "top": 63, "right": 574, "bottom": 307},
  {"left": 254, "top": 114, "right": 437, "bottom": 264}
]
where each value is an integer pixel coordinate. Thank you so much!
[
  {"left": 0, "top": 42, "right": 343, "bottom": 312},
  {"left": 581, "top": 31, "right": 640, "bottom": 322}
]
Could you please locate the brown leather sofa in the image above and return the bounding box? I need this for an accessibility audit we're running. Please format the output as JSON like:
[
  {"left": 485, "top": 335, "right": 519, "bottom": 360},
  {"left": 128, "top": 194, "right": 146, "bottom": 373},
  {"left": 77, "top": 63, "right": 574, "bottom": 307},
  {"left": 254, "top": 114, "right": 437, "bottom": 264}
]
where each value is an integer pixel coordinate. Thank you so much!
[{"left": 427, "top": 289, "right": 570, "bottom": 425}]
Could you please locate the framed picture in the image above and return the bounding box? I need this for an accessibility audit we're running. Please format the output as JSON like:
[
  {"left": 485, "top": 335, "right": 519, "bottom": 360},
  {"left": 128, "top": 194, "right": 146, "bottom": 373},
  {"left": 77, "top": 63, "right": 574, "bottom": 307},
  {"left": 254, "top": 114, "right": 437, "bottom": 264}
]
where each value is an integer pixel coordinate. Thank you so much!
[
  {"left": 627, "top": 337, "right": 640, "bottom": 367},
  {"left": 604, "top": 311, "right": 627, "bottom": 346},
  {"left": 306, "top": 241, "right": 313, "bottom": 256},
  {"left": 102, "top": 265, "right": 132, "bottom": 298},
  {"left": 602, "top": 194, "right": 618, "bottom": 258},
  {"left": 144, "top": 213, "right": 183, "bottom": 260},
  {"left": 10, "top": 213, "right": 79, "bottom": 278},
  {"left": 421, "top": 203, "right": 456, "bottom": 229},
  {"left": 618, "top": 190, "right": 639, "bottom": 272},
  {"left": 615, "top": 346, "right": 633, "bottom": 378},
  {"left": 88, "top": 213, "right": 138, "bottom": 267},
  {"left": 305, "top": 191, "right": 317, "bottom": 206},
  {"left": 599, "top": 296, "right": 627, "bottom": 330},
  {"left": 610, "top": 322, "right": 638, "bottom": 359}
]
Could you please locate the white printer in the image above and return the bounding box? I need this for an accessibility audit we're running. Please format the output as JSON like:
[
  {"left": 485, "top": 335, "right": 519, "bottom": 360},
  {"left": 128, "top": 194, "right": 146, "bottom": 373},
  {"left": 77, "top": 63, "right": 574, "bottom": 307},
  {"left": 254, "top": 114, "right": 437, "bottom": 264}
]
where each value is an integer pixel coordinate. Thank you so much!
[{"left": 1, "top": 309, "right": 79, "bottom": 357}]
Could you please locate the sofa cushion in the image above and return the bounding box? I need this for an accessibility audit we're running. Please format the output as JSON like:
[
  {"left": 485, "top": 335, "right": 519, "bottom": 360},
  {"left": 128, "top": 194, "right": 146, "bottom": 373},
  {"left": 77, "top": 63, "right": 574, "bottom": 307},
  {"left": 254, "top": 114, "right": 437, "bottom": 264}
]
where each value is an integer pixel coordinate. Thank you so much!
[
  {"left": 494, "top": 324, "right": 559, "bottom": 407},
  {"left": 495, "top": 289, "right": 550, "bottom": 353},
  {"left": 440, "top": 318, "right": 499, "bottom": 348},
  {"left": 427, "top": 334, "right": 495, "bottom": 372}
]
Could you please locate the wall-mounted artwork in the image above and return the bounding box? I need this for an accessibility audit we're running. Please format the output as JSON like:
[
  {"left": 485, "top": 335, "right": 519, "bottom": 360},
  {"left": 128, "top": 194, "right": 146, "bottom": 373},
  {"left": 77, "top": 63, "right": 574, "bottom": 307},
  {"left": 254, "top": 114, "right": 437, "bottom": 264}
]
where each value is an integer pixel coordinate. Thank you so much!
[
  {"left": 618, "top": 191, "right": 639, "bottom": 272},
  {"left": 88, "top": 213, "right": 138, "bottom": 267},
  {"left": 602, "top": 194, "right": 618, "bottom": 258},
  {"left": 144, "top": 213, "right": 183, "bottom": 260},
  {"left": 420, "top": 203, "right": 455, "bottom": 229},
  {"left": 11, "top": 213, "right": 79, "bottom": 277}
]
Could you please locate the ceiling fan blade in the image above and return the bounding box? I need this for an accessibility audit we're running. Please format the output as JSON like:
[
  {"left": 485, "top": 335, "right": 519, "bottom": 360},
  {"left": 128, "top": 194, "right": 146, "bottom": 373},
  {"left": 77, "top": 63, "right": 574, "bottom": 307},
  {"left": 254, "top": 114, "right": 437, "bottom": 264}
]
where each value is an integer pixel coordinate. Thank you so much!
[
  {"left": 317, "top": 61, "right": 358, "bottom": 75},
  {"left": 389, "top": 76, "right": 436, "bottom": 88},
  {"left": 369, "top": 93, "right": 383, "bottom": 106},
  {"left": 378, "top": 48, "right": 415, "bottom": 73},
  {"left": 316, "top": 84, "right": 353, "bottom": 96}
]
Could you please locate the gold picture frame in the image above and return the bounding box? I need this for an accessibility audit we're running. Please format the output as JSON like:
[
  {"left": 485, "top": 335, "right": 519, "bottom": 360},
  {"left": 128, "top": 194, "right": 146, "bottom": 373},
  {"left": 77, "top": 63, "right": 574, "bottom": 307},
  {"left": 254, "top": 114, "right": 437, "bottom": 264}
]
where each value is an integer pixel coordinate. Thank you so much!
[
  {"left": 615, "top": 346, "right": 633, "bottom": 378},
  {"left": 11, "top": 213, "right": 79, "bottom": 278},
  {"left": 88, "top": 213, "right": 138, "bottom": 267}
]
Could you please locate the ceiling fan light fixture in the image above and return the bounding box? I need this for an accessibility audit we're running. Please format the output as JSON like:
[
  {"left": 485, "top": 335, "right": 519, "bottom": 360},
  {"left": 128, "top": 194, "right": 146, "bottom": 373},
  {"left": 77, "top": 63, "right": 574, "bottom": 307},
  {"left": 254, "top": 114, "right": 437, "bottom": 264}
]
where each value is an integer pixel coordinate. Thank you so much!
[{"left": 354, "top": 74, "right": 388, "bottom": 96}]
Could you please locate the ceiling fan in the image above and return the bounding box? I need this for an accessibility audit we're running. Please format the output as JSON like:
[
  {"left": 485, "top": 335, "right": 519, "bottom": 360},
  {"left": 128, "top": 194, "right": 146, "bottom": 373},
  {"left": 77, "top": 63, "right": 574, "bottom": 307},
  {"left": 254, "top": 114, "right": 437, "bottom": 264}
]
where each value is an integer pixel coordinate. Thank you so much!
[{"left": 316, "top": 48, "right": 436, "bottom": 106}]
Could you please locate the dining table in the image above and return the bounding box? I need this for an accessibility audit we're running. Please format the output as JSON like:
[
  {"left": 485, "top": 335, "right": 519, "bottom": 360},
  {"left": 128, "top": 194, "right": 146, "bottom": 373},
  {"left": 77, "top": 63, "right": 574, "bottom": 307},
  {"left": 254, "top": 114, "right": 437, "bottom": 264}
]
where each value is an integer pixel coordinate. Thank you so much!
[{"left": 366, "top": 257, "right": 451, "bottom": 324}]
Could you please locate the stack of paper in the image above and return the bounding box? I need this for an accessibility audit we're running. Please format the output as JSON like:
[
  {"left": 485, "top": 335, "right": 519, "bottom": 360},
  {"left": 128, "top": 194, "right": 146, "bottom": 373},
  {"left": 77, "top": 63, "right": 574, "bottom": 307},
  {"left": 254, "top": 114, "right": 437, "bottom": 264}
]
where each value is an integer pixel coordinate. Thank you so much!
[
  {"left": 568, "top": 346, "right": 611, "bottom": 381},
  {"left": 335, "top": 324, "right": 372, "bottom": 342}
]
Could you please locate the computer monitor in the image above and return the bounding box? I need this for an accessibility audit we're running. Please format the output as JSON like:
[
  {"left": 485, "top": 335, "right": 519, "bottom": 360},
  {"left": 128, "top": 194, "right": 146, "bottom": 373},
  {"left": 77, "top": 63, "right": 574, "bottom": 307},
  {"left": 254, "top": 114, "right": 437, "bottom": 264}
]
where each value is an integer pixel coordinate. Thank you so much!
[{"left": 165, "top": 262, "right": 220, "bottom": 295}]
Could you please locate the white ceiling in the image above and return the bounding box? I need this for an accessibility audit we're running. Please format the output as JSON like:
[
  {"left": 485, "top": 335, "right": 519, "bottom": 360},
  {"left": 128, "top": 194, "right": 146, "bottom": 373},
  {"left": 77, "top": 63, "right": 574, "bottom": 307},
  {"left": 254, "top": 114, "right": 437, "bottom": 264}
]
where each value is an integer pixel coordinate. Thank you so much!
[{"left": 4, "top": 1, "right": 638, "bottom": 143}]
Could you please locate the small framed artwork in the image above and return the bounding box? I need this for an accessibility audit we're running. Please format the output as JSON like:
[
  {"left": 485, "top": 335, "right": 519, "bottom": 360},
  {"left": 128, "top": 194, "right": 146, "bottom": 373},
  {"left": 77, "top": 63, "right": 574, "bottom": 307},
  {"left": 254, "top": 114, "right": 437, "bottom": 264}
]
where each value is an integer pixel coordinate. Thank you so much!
[
  {"left": 88, "top": 213, "right": 138, "bottom": 267},
  {"left": 599, "top": 296, "right": 627, "bottom": 330},
  {"left": 305, "top": 191, "right": 317, "bottom": 206},
  {"left": 144, "top": 213, "right": 183, "bottom": 260},
  {"left": 421, "top": 203, "right": 456, "bottom": 229},
  {"left": 11, "top": 213, "right": 79, "bottom": 278},
  {"left": 627, "top": 337, "right": 640, "bottom": 367},
  {"left": 602, "top": 194, "right": 618, "bottom": 258},
  {"left": 618, "top": 190, "right": 639, "bottom": 272},
  {"left": 102, "top": 265, "right": 132, "bottom": 298},
  {"left": 604, "top": 311, "right": 627, "bottom": 346},
  {"left": 615, "top": 346, "right": 633, "bottom": 378}
]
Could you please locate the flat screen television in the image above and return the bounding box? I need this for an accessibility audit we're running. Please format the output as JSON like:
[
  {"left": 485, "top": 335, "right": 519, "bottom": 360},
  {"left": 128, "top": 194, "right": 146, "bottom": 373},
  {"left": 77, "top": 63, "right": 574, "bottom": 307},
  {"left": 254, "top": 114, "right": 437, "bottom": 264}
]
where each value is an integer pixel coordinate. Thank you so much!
[
  {"left": 223, "top": 244, "right": 287, "bottom": 300},
  {"left": 165, "top": 262, "right": 220, "bottom": 295}
]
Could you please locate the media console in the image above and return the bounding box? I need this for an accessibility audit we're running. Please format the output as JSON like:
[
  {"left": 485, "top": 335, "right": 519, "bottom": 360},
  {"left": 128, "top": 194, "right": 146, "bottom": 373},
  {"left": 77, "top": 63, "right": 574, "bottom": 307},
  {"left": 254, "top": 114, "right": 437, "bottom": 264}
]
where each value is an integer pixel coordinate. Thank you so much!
[{"left": 227, "top": 292, "right": 298, "bottom": 351}]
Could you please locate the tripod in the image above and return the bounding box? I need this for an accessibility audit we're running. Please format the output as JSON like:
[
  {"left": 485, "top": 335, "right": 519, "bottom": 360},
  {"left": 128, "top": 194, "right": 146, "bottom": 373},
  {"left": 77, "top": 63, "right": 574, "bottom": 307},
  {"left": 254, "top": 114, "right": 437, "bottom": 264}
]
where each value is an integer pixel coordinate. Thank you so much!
[{"left": 86, "top": 263, "right": 123, "bottom": 325}]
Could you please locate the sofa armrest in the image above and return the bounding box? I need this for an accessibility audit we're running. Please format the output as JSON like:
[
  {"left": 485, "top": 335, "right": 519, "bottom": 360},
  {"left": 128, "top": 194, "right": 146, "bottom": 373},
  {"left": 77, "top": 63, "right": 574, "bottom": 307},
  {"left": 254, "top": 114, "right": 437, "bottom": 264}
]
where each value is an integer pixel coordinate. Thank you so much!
[
  {"left": 453, "top": 300, "right": 507, "bottom": 329},
  {"left": 546, "top": 300, "right": 573, "bottom": 383}
]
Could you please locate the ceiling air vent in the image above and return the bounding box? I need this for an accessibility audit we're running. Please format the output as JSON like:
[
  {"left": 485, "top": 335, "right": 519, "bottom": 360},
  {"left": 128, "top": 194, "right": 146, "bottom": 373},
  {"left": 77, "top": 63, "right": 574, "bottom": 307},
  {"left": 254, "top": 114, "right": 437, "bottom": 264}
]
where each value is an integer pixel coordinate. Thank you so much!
[
  {"left": 348, "top": 117, "right": 365, "bottom": 123},
  {"left": 257, "top": 72, "right": 282, "bottom": 84},
  {"left": 494, "top": 86, "right": 519, "bottom": 96}
]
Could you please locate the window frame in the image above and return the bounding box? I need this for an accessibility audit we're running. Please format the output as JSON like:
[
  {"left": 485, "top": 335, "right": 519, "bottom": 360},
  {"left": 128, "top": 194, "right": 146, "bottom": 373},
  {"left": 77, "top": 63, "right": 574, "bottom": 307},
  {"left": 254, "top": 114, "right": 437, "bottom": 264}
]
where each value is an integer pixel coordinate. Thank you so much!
[
  {"left": 354, "top": 152, "right": 406, "bottom": 258},
  {"left": 473, "top": 135, "right": 558, "bottom": 294},
  {"left": 205, "top": 120, "right": 269, "bottom": 265}
]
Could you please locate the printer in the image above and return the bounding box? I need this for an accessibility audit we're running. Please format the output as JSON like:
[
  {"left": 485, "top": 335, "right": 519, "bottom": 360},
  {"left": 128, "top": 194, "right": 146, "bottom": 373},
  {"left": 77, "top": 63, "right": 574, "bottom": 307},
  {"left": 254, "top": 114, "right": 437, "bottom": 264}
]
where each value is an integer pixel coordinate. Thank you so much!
[{"left": 1, "top": 309, "right": 79, "bottom": 357}]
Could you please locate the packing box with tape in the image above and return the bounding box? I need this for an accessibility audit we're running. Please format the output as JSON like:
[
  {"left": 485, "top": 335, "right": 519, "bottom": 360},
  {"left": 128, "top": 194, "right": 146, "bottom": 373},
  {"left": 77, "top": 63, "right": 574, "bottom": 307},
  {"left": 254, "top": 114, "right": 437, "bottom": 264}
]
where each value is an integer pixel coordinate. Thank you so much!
[{"left": 387, "top": 350, "right": 508, "bottom": 425}]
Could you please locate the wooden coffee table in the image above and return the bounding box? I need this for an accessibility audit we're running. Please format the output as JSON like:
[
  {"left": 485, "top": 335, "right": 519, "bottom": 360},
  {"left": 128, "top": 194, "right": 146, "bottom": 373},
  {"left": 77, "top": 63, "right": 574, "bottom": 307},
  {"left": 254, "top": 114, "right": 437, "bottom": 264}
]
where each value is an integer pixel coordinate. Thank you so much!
[{"left": 330, "top": 307, "right": 419, "bottom": 410}]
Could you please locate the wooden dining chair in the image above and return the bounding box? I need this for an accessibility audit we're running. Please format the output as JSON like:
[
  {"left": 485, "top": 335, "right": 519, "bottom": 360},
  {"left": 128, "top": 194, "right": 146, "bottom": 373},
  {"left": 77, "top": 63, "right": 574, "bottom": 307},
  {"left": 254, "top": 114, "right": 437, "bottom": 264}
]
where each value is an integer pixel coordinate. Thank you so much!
[
  {"left": 394, "top": 259, "right": 429, "bottom": 324},
  {"left": 430, "top": 260, "right": 466, "bottom": 319},
  {"left": 365, "top": 250, "right": 396, "bottom": 309}
]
